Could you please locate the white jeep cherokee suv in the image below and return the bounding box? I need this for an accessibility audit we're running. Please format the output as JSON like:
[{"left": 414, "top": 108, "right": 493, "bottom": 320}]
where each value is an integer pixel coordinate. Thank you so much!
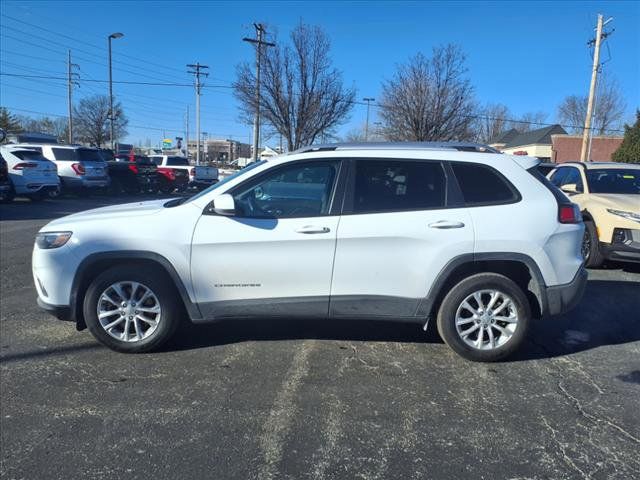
[{"left": 33, "top": 143, "right": 587, "bottom": 362}]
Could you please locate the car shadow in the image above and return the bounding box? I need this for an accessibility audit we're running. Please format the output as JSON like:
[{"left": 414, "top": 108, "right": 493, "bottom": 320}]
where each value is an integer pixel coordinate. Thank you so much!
[{"left": 165, "top": 278, "right": 640, "bottom": 362}]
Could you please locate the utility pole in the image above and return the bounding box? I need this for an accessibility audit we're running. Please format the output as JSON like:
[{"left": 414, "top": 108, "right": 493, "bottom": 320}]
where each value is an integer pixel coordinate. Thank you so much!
[
  {"left": 243, "top": 23, "right": 275, "bottom": 162},
  {"left": 108, "top": 32, "right": 124, "bottom": 151},
  {"left": 580, "top": 15, "right": 613, "bottom": 161},
  {"left": 363, "top": 97, "right": 375, "bottom": 141},
  {"left": 185, "top": 105, "right": 190, "bottom": 160},
  {"left": 67, "top": 50, "right": 79, "bottom": 144},
  {"left": 187, "top": 63, "right": 209, "bottom": 165}
]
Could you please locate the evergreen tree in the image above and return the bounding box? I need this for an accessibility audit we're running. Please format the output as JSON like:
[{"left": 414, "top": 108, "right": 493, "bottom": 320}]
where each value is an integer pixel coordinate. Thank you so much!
[
  {"left": 0, "top": 107, "right": 23, "bottom": 134},
  {"left": 612, "top": 110, "right": 640, "bottom": 164}
]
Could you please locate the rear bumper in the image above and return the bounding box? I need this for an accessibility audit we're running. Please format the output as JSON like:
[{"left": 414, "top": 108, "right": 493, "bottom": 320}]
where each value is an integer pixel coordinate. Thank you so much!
[
  {"left": 61, "top": 176, "right": 110, "bottom": 188},
  {"left": 190, "top": 179, "right": 218, "bottom": 188},
  {"left": 544, "top": 266, "right": 588, "bottom": 317},
  {"left": 37, "top": 297, "right": 73, "bottom": 322}
]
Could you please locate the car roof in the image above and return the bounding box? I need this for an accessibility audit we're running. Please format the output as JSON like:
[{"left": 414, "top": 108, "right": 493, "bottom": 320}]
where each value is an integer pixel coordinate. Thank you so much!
[
  {"left": 554, "top": 161, "right": 639, "bottom": 170},
  {"left": 13, "top": 143, "right": 94, "bottom": 150}
]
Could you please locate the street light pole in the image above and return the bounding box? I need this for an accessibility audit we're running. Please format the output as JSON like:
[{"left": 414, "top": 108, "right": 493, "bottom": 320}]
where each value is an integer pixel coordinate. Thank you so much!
[
  {"left": 363, "top": 97, "right": 375, "bottom": 141},
  {"left": 108, "top": 32, "right": 124, "bottom": 151}
]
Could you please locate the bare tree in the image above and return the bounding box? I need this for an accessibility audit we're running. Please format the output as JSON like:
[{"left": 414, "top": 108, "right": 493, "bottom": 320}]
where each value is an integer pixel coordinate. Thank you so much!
[
  {"left": 234, "top": 22, "right": 356, "bottom": 151},
  {"left": 342, "top": 122, "right": 384, "bottom": 143},
  {"left": 74, "top": 95, "right": 128, "bottom": 147},
  {"left": 17, "top": 115, "right": 68, "bottom": 142},
  {"left": 508, "top": 111, "right": 548, "bottom": 133},
  {"left": 475, "top": 103, "right": 512, "bottom": 143},
  {"left": 557, "top": 78, "right": 626, "bottom": 135},
  {"left": 378, "top": 45, "right": 476, "bottom": 142}
]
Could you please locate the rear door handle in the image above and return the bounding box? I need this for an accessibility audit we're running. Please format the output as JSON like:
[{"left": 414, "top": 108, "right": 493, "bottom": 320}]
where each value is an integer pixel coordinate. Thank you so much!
[
  {"left": 295, "top": 226, "right": 330, "bottom": 234},
  {"left": 428, "top": 220, "right": 465, "bottom": 229}
]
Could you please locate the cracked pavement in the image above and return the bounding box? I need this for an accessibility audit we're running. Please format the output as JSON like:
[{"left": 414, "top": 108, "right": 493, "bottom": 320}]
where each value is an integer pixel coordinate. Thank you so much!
[{"left": 1, "top": 197, "right": 639, "bottom": 479}]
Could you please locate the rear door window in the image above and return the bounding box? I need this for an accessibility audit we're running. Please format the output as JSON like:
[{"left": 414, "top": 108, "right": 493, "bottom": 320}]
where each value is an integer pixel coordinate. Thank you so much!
[
  {"left": 350, "top": 160, "right": 446, "bottom": 214},
  {"left": 451, "top": 162, "right": 520, "bottom": 206}
]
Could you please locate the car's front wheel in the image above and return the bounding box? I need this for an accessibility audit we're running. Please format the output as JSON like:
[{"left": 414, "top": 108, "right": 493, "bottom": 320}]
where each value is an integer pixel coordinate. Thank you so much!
[
  {"left": 436, "top": 273, "right": 531, "bottom": 362},
  {"left": 582, "top": 220, "right": 604, "bottom": 268},
  {"left": 83, "top": 265, "right": 182, "bottom": 353}
]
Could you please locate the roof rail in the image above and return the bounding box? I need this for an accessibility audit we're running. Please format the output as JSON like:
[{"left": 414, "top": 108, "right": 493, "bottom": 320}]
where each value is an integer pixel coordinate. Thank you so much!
[{"left": 291, "top": 141, "right": 501, "bottom": 155}]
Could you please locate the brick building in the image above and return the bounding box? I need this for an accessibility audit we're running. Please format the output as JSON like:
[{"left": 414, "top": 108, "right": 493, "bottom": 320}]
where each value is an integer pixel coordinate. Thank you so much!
[{"left": 550, "top": 135, "right": 624, "bottom": 163}]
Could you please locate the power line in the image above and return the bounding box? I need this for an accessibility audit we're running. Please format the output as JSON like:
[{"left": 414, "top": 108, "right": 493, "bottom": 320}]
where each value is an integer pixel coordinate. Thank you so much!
[{"left": 0, "top": 13, "right": 200, "bottom": 78}]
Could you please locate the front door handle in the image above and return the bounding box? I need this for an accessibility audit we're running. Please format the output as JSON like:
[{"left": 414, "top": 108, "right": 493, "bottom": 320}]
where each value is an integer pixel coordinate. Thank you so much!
[
  {"left": 428, "top": 220, "right": 465, "bottom": 229},
  {"left": 295, "top": 226, "right": 330, "bottom": 234}
]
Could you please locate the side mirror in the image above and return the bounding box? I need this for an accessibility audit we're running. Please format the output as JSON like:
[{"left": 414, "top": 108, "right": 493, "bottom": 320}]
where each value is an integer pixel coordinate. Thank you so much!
[
  {"left": 211, "top": 193, "right": 236, "bottom": 216},
  {"left": 560, "top": 183, "right": 580, "bottom": 195}
]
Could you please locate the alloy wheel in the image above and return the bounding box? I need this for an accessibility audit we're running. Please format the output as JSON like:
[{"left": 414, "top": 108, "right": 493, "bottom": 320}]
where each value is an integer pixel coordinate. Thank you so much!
[
  {"left": 96, "top": 281, "right": 162, "bottom": 342},
  {"left": 581, "top": 229, "right": 591, "bottom": 261},
  {"left": 454, "top": 289, "right": 519, "bottom": 350}
]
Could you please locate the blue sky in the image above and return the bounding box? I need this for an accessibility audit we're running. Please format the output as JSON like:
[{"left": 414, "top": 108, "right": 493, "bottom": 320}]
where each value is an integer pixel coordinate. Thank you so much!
[{"left": 1, "top": 0, "right": 639, "bottom": 147}]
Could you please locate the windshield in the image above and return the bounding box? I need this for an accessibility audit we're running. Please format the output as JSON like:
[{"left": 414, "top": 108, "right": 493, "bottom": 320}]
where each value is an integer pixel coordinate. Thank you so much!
[
  {"left": 586, "top": 168, "right": 640, "bottom": 195},
  {"left": 177, "top": 160, "right": 267, "bottom": 206}
]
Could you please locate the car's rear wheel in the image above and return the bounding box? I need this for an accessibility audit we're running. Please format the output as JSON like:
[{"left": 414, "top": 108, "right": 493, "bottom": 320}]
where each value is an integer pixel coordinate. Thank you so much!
[
  {"left": 83, "top": 265, "right": 182, "bottom": 353},
  {"left": 0, "top": 182, "right": 15, "bottom": 203},
  {"left": 436, "top": 273, "right": 531, "bottom": 362},
  {"left": 582, "top": 220, "right": 604, "bottom": 268}
]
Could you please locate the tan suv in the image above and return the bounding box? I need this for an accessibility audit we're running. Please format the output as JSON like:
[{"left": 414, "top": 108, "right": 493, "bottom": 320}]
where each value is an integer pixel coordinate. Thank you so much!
[{"left": 548, "top": 162, "right": 640, "bottom": 267}]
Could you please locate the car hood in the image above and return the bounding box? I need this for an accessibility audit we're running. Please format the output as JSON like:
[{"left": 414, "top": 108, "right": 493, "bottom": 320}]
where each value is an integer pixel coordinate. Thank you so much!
[
  {"left": 589, "top": 194, "right": 640, "bottom": 212},
  {"left": 44, "top": 198, "right": 170, "bottom": 229}
]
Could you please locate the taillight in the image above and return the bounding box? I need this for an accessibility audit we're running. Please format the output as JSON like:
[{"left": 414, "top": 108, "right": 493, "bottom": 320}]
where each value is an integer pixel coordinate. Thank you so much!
[
  {"left": 13, "top": 162, "right": 38, "bottom": 170},
  {"left": 128, "top": 164, "right": 138, "bottom": 174},
  {"left": 559, "top": 204, "right": 582, "bottom": 224},
  {"left": 71, "top": 163, "right": 85, "bottom": 175}
]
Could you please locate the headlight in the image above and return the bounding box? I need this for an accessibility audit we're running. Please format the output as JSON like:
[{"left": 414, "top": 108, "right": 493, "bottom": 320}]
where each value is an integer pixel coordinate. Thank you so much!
[
  {"left": 35, "top": 231, "right": 72, "bottom": 249},
  {"left": 606, "top": 209, "right": 640, "bottom": 223}
]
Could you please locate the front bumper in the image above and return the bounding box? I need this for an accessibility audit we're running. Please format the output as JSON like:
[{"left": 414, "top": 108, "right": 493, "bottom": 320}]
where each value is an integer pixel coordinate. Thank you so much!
[
  {"left": 37, "top": 297, "right": 73, "bottom": 322},
  {"left": 544, "top": 266, "right": 588, "bottom": 317},
  {"left": 600, "top": 228, "right": 640, "bottom": 263}
]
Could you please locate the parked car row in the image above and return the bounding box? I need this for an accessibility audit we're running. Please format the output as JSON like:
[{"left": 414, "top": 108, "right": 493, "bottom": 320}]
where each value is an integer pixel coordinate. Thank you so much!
[{"left": 0, "top": 144, "right": 220, "bottom": 202}]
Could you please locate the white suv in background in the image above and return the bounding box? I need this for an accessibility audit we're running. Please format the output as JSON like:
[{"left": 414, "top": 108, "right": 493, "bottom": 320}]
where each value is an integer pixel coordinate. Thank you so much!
[
  {"left": 0, "top": 145, "right": 60, "bottom": 200},
  {"left": 20, "top": 144, "right": 110, "bottom": 192},
  {"left": 33, "top": 142, "right": 587, "bottom": 362}
]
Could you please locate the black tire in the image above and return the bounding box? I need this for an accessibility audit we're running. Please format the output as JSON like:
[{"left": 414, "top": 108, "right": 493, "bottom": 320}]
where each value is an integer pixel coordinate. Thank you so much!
[
  {"left": 436, "top": 273, "right": 531, "bottom": 362},
  {"left": 83, "top": 265, "right": 182, "bottom": 353},
  {"left": 28, "top": 192, "right": 46, "bottom": 202},
  {"left": 0, "top": 182, "right": 15, "bottom": 203},
  {"left": 582, "top": 221, "right": 604, "bottom": 268},
  {"left": 108, "top": 178, "right": 126, "bottom": 196},
  {"left": 158, "top": 179, "right": 174, "bottom": 195}
]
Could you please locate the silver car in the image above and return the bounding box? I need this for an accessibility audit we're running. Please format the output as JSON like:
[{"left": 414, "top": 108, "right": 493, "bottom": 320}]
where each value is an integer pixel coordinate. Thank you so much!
[{"left": 21, "top": 144, "right": 110, "bottom": 192}]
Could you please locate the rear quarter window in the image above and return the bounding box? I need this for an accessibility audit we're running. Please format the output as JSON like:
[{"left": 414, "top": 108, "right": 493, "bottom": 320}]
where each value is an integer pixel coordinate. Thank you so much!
[
  {"left": 51, "top": 148, "right": 77, "bottom": 161},
  {"left": 451, "top": 162, "right": 520, "bottom": 206}
]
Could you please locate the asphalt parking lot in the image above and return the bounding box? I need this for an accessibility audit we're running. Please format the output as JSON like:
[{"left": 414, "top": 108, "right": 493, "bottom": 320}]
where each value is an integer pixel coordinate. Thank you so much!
[{"left": 1, "top": 196, "right": 639, "bottom": 480}]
